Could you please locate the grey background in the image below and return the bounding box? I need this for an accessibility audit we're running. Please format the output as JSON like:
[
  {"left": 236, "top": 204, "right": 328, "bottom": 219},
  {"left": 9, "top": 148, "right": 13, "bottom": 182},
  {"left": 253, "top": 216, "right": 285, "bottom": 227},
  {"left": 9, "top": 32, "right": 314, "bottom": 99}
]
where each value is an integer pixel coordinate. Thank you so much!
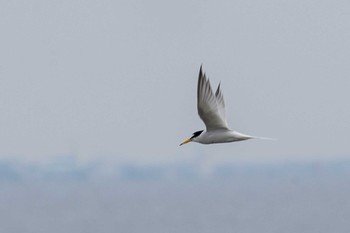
[{"left": 1, "top": 0, "right": 350, "bottom": 165}]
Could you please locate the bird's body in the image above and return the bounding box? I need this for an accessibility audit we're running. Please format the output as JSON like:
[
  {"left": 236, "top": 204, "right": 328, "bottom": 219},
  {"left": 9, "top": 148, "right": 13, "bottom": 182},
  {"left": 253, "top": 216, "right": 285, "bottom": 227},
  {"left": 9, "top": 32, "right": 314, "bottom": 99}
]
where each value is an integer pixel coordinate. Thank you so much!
[
  {"left": 180, "top": 65, "right": 270, "bottom": 146},
  {"left": 192, "top": 130, "right": 253, "bottom": 144}
]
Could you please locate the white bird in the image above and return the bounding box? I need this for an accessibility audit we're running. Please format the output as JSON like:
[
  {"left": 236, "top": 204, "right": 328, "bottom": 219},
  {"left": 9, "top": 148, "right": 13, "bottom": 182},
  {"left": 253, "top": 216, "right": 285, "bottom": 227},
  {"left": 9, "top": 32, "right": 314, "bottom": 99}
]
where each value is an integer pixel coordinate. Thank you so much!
[{"left": 180, "top": 65, "right": 270, "bottom": 146}]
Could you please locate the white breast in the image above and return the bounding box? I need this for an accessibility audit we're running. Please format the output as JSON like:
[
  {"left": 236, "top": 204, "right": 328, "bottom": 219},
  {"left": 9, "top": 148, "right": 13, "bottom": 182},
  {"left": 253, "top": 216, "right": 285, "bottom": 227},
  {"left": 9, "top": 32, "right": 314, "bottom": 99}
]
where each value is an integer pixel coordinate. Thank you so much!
[{"left": 193, "top": 130, "right": 253, "bottom": 144}]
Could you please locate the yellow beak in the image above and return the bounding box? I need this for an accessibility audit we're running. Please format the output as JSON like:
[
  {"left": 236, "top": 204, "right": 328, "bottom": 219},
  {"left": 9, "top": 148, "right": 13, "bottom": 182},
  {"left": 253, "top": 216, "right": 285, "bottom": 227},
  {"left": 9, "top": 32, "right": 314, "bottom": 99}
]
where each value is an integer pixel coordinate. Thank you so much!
[{"left": 179, "top": 138, "right": 192, "bottom": 146}]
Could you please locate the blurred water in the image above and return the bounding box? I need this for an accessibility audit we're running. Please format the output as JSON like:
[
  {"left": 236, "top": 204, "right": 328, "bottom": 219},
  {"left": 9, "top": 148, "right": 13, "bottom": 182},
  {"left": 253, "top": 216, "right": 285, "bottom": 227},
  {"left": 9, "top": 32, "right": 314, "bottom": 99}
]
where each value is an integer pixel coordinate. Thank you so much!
[{"left": 0, "top": 168, "right": 350, "bottom": 233}]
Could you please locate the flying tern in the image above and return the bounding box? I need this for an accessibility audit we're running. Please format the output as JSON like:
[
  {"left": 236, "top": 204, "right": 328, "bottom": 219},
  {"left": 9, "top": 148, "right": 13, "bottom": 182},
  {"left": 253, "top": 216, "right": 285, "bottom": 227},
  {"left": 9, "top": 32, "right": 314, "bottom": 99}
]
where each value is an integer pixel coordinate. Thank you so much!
[{"left": 180, "top": 65, "right": 271, "bottom": 146}]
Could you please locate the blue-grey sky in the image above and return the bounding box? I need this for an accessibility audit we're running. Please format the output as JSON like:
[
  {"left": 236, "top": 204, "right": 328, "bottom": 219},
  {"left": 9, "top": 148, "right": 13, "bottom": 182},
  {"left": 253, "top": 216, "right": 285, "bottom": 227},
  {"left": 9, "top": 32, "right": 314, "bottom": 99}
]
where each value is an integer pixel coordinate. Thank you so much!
[{"left": 1, "top": 0, "right": 350, "bottom": 165}]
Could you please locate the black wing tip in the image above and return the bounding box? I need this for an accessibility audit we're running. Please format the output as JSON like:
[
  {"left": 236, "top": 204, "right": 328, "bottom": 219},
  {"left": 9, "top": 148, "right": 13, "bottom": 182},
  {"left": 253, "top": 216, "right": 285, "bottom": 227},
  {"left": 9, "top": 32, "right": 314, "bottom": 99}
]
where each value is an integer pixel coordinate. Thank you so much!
[
  {"left": 199, "top": 64, "right": 204, "bottom": 78},
  {"left": 198, "top": 64, "right": 208, "bottom": 81},
  {"left": 198, "top": 64, "right": 206, "bottom": 87},
  {"left": 215, "top": 82, "right": 221, "bottom": 96}
]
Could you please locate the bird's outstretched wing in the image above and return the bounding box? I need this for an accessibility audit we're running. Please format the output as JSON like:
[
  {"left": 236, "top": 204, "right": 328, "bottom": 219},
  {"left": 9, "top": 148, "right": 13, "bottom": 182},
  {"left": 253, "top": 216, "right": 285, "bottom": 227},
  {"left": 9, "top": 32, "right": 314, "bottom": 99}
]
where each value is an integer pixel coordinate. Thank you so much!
[
  {"left": 215, "top": 82, "right": 227, "bottom": 125},
  {"left": 197, "top": 66, "right": 229, "bottom": 131}
]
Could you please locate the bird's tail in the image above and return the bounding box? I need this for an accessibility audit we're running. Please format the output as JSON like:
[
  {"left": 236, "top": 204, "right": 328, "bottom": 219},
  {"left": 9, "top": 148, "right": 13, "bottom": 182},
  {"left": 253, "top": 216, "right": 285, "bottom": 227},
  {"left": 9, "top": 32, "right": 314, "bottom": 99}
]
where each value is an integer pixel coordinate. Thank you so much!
[{"left": 252, "top": 136, "right": 277, "bottom": 141}]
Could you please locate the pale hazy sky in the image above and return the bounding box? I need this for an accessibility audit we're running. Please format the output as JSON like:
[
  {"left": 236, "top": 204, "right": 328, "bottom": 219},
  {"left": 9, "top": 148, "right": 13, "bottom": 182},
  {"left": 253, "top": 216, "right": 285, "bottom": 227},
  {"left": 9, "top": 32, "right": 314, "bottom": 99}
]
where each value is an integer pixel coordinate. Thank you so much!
[{"left": 1, "top": 0, "right": 350, "bottom": 165}]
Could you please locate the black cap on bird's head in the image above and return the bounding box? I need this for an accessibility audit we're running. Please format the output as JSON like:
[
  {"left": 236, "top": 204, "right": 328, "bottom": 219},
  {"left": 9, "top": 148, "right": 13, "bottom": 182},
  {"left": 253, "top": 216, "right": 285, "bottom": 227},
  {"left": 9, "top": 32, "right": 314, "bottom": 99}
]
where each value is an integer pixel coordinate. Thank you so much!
[
  {"left": 179, "top": 130, "right": 204, "bottom": 146},
  {"left": 191, "top": 130, "right": 204, "bottom": 139}
]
